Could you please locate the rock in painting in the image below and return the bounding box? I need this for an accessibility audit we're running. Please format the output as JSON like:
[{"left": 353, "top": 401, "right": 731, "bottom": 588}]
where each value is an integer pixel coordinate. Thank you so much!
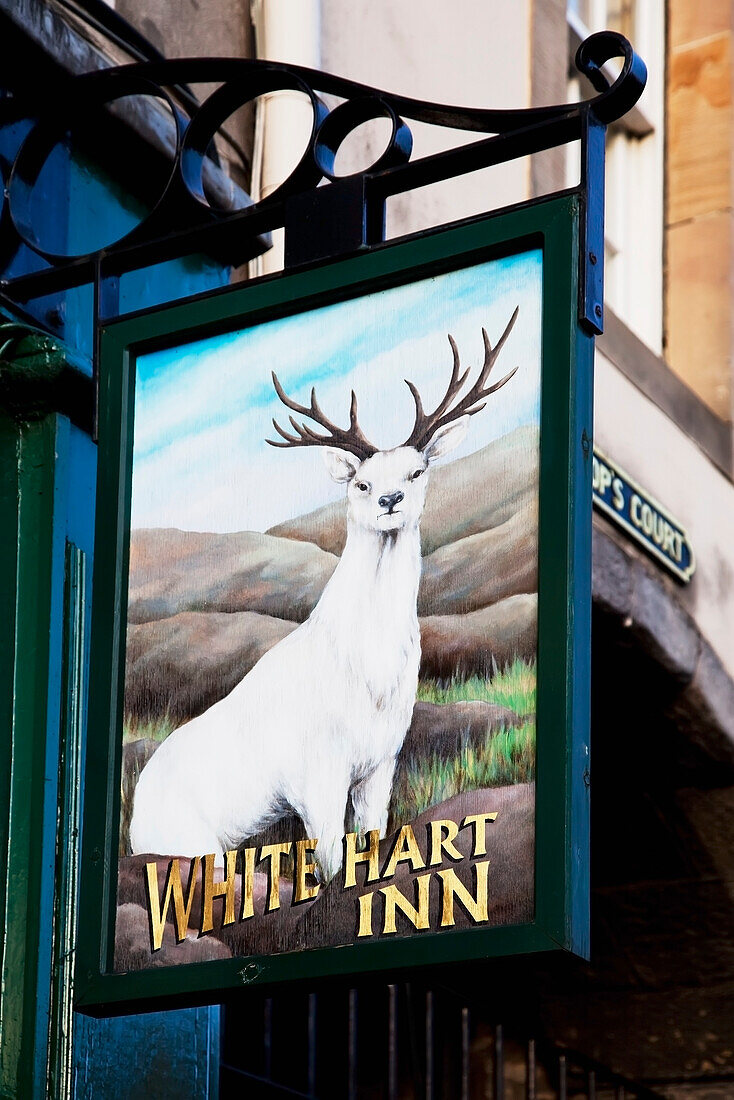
[
  {"left": 419, "top": 594, "right": 537, "bottom": 679},
  {"left": 114, "top": 902, "right": 232, "bottom": 971}
]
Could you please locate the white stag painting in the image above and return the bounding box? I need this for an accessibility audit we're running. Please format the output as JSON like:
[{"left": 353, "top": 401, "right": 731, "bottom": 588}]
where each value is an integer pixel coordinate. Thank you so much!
[{"left": 115, "top": 250, "right": 542, "bottom": 970}]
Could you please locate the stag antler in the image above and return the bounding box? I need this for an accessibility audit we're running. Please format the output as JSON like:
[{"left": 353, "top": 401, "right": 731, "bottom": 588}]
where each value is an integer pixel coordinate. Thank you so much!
[
  {"left": 266, "top": 373, "right": 378, "bottom": 462},
  {"left": 402, "top": 307, "right": 520, "bottom": 451}
]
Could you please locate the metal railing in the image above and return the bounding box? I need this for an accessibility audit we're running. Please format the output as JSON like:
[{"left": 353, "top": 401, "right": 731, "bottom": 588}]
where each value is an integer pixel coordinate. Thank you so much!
[{"left": 219, "top": 982, "right": 667, "bottom": 1099}]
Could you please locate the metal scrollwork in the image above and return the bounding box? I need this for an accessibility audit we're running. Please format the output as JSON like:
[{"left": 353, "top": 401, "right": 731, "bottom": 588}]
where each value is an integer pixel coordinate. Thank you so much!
[
  {"left": 179, "top": 69, "right": 327, "bottom": 213},
  {"left": 574, "top": 30, "right": 647, "bottom": 123},
  {"left": 313, "top": 96, "right": 413, "bottom": 182},
  {"left": 0, "top": 31, "right": 646, "bottom": 298},
  {"left": 8, "top": 71, "right": 188, "bottom": 262}
]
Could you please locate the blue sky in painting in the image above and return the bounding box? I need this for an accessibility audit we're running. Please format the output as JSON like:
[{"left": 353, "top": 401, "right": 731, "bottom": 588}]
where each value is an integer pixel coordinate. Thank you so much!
[{"left": 131, "top": 249, "right": 543, "bottom": 533}]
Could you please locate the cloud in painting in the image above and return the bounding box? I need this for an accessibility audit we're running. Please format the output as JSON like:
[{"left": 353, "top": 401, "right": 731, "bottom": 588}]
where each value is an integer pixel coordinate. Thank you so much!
[{"left": 131, "top": 250, "right": 543, "bottom": 533}]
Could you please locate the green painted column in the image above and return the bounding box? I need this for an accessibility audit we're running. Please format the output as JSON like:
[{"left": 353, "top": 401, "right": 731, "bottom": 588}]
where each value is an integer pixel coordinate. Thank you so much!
[{"left": 0, "top": 325, "right": 81, "bottom": 1099}]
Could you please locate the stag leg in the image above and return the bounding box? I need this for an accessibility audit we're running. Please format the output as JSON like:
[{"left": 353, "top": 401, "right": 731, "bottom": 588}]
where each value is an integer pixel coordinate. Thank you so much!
[
  {"left": 350, "top": 757, "right": 397, "bottom": 840},
  {"left": 299, "top": 782, "right": 350, "bottom": 884}
]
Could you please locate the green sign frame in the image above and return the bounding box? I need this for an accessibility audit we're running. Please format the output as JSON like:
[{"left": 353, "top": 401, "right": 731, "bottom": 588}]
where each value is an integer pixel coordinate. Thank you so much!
[{"left": 75, "top": 192, "right": 593, "bottom": 1014}]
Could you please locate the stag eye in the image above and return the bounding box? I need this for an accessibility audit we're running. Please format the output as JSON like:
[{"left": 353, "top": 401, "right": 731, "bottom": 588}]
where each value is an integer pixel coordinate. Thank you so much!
[
  {"left": 409, "top": 468, "right": 424, "bottom": 481},
  {"left": 356, "top": 481, "right": 370, "bottom": 492}
]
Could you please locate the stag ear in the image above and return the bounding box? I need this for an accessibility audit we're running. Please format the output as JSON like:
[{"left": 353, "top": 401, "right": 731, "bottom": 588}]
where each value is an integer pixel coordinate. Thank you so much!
[
  {"left": 423, "top": 414, "right": 470, "bottom": 464},
  {"left": 323, "top": 447, "right": 360, "bottom": 483}
]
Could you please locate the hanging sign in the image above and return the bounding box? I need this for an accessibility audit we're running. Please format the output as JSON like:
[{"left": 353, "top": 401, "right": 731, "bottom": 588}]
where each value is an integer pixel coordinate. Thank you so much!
[
  {"left": 592, "top": 449, "right": 695, "bottom": 583},
  {"left": 76, "top": 194, "right": 592, "bottom": 1011}
]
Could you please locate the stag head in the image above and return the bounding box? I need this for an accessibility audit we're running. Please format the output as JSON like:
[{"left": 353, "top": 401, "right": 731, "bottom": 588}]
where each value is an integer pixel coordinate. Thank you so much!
[{"left": 267, "top": 308, "right": 519, "bottom": 533}]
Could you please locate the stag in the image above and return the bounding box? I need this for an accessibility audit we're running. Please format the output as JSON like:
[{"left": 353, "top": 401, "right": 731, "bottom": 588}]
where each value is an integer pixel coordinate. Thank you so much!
[{"left": 130, "top": 310, "right": 519, "bottom": 880}]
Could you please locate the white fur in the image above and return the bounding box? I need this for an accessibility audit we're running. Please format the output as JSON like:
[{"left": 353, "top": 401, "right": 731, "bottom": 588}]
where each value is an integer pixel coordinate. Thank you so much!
[{"left": 129, "top": 419, "right": 469, "bottom": 879}]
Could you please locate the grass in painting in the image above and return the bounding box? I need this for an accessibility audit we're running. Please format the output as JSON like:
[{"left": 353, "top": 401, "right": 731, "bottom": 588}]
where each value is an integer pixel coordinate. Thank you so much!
[
  {"left": 119, "top": 713, "right": 179, "bottom": 855},
  {"left": 123, "top": 712, "right": 178, "bottom": 745},
  {"left": 391, "top": 658, "right": 537, "bottom": 828},
  {"left": 390, "top": 719, "right": 536, "bottom": 829},
  {"left": 416, "top": 657, "right": 536, "bottom": 716}
]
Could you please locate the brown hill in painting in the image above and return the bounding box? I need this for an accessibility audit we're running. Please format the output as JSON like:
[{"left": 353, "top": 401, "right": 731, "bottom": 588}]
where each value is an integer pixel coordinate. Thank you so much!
[{"left": 128, "top": 529, "right": 338, "bottom": 624}]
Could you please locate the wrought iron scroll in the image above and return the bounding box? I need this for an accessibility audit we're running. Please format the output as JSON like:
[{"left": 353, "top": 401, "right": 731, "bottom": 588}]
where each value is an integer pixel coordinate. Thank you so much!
[{"left": 0, "top": 30, "right": 646, "bottom": 334}]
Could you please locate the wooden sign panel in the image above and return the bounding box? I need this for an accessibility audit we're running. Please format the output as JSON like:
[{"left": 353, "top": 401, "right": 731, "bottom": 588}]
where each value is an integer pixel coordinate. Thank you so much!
[{"left": 77, "top": 194, "right": 592, "bottom": 1012}]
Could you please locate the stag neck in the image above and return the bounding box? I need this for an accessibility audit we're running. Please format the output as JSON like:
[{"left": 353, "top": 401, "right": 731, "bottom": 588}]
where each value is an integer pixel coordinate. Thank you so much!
[
  {"left": 311, "top": 518, "right": 422, "bottom": 630},
  {"left": 343, "top": 517, "right": 422, "bottom": 560}
]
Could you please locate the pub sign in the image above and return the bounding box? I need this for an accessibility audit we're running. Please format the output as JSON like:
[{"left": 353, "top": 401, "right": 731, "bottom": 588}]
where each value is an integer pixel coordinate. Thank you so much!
[{"left": 76, "top": 196, "right": 592, "bottom": 1010}]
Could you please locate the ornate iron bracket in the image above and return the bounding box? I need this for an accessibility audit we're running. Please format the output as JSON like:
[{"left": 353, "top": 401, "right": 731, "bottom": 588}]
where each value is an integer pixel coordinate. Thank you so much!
[{"left": 0, "top": 31, "right": 645, "bottom": 338}]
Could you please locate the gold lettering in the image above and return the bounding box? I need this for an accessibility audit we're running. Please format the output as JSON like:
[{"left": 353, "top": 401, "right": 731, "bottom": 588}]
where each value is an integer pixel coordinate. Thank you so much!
[
  {"left": 382, "top": 824, "right": 425, "bottom": 879},
  {"left": 438, "top": 861, "right": 490, "bottom": 928},
  {"left": 673, "top": 531, "right": 683, "bottom": 562},
  {"left": 240, "top": 846, "right": 256, "bottom": 921},
  {"left": 598, "top": 462, "right": 612, "bottom": 496},
  {"left": 641, "top": 503, "right": 654, "bottom": 536},
  {"left": 461, "top": 812, "right": 498, "bottom": 856},
  {"left": 259, "top": 842, "right": 292, "bottom": 912},
  {"left": 357, "top": 892, "right": 373, "bottom": 937},
  {"left": 145, "top": 857, "right": 200, "bottom": 950},
  {"left": 631, "top": 493, "right": 642, "bottom": 526},
  {"left": 201, "top": 850, "right": 238, "bottom": 933},
  {"left": 380, "top": 873, "right": 431, "bottom": 934},
  {"left": 428, "top": 819, "right": 462, "bottom": 866},
  {"left": 612, "top": 476, "right": 624, "bottom": 511},
  {"left": 344, "top": 830, "right": 381, "bottom": 888},
  {"left": 293, "top": 839, "right": 320, "bottom": 904}
]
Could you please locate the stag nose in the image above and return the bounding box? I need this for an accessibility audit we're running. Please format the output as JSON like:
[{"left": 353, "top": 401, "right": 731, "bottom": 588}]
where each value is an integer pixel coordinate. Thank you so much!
[{"left": 378, "top": 490, "right": 404, "bottom": 511}]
